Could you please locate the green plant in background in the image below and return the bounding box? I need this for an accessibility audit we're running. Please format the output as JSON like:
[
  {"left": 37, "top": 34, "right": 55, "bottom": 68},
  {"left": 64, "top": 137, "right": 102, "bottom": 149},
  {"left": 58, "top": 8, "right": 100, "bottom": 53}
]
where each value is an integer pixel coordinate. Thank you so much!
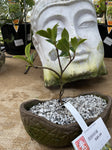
[
  {"left": 94, "top": 0, "right": 107, "bottom": 16},
  {"left": 9, "top": 2, "right": 22, "bottom": 21},
  {"left": 0, "top": 0, "right": 9, "bottom": 26},
  {"left": 94, "top": 0, "right": 109, "bottom": 24},
  {"left": 8, "top": 0, "right": 35, "bottom": 23},
  {"left": 0, "top": 0, "right": 35, "bottom": 26},
  {"left": 106, "top": 5, "right": 112, "bottom": 20},
  {"left": 107, "top": 6, "right": 112, "bottom": 16},
  {"left": 13, "top": 24, "right": 86, "bottom": 103}
]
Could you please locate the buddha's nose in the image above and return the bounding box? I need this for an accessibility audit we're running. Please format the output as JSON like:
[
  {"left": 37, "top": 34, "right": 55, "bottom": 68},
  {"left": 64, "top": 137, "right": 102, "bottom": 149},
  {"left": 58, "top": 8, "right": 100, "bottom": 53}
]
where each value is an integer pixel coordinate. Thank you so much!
[{"left": 67, "top": 24, "right": 78, "bottom": 38}]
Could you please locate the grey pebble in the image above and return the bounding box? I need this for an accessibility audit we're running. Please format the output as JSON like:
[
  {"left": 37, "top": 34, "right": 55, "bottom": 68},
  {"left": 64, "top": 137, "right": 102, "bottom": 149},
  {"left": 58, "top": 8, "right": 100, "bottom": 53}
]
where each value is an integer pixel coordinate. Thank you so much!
[{"left": 29, "top": 95, "right": 107, "bottom": 125}]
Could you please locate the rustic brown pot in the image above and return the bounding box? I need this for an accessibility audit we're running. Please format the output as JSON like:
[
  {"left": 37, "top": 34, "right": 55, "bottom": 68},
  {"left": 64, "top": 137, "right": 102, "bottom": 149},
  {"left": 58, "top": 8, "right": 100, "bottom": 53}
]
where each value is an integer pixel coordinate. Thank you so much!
[{"left": 20, "top": 92, "right": 112, "bottom": 148}]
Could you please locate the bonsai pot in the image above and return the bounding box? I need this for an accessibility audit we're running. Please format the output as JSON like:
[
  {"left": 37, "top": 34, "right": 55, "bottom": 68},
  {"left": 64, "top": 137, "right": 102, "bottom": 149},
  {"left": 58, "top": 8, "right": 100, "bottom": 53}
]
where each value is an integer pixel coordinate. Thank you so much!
[
  {"left": 20, "top": 92, "right": 112, "bottom": 148},
  {"left": 1, "top": 23, "right": 31, "bottom": 55},
  {"left": 0, "top": 51, "right": 5, "bottom": 70}
]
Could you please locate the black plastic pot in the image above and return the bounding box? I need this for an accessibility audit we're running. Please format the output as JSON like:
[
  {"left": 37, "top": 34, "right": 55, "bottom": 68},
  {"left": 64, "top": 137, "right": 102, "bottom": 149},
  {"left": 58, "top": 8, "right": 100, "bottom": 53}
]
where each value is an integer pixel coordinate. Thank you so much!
[
  {"left": 98, "top": 23, "right": 112, "bottom": 58},
  {"left": 1, "top": 23, "right": 31, "bottom": 55}
]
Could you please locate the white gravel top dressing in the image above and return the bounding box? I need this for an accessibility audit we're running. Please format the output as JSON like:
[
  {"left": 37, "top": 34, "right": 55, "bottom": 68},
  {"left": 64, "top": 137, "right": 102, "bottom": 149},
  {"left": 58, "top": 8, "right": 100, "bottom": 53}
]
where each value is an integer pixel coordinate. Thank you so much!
[{"left": 29, "top": 95, "right": 107, "bottom": 125}]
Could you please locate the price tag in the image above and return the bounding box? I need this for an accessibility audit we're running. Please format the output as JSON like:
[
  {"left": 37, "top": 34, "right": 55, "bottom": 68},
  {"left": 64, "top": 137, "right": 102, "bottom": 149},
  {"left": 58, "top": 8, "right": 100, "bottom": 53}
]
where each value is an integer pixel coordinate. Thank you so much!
[
  {"left": 64, "top": 102, "right": 111, "bottom": 150},
  {"left": 27, "top": 33, "right": 31, "bottom": 41},
  {"left": 14, "top": 39, "right": 24, "bottom": 47},
  {"left": 104, "top": 36, "right": 112, "bottom": 46}
]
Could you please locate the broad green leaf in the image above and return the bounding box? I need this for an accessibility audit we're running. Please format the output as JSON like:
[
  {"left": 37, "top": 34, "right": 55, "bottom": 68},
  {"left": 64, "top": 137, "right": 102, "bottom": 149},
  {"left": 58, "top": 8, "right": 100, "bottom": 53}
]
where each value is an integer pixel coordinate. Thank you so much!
[
  {"left": 71, "top": 37, "right": 78, "bottom": 52},
  {"left": 70, "top": 37, "right": 78, "bottom": 52},
  {"left": 13, "top": 55, "right": 28, "bottom": 63},
  {"left": 60, "top": 51, "right": 69, "bottom": 57},
  {"left": 71, "top": 38, "right": 86, "bottom": 52},
  {"left": 56, "top": 38, "right": 69, "bottom": 53},
  {"left": 25, "top": 43, "right": 31, "bottom": 58},
  {"left": 46, "top": 39, "right": 54, "bottom": 45},
  {"left": 78, "top": 39, "right": 86, "bottom": 45},
  {"left": 51, "top": 24, "right": 58, "bottom": 43},
  {"left": 36, "top": 30, "right": 50, "bottom": 38},
  {"left": 36, "top": 24, "right": 58, "bottom": 44},
  {"left": 61, "top": 28, "right": 69, "bottom": 41},
  {"left": 70, "top": 46, "right": 75, "bottom": 52},
  {"left": 27, "top": 51, "right": 36, "bottom": 65},
  {"left": 30, "top": 52, "right": 35, "bottom": 64},
  {"left": 47, "top": 28, "right": 52, "bottom": 37}
]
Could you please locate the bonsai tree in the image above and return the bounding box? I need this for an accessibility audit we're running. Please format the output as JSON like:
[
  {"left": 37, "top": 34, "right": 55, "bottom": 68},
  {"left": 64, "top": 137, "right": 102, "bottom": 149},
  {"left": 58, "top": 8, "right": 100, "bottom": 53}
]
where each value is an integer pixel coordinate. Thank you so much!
[
  {"left": 0, "top": 0, "right": 35, "bottom": 25},
  {"left": 14, "top": 24, "right": 86, "bottom": 103}
]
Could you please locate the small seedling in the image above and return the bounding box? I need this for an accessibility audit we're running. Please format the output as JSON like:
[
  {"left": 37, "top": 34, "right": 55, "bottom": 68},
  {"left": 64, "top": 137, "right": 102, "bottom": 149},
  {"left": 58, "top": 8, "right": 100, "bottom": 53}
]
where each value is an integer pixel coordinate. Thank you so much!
[{"left": 13, "top": 24, "right": 86, "bottom": 104}]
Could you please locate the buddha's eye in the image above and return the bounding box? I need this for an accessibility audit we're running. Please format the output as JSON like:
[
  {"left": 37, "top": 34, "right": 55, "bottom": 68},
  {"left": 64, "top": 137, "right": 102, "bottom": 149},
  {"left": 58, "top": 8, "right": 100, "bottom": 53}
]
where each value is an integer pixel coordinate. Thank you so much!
[{"left": 78, "top": 21, "right": 96, "bottom": 28}]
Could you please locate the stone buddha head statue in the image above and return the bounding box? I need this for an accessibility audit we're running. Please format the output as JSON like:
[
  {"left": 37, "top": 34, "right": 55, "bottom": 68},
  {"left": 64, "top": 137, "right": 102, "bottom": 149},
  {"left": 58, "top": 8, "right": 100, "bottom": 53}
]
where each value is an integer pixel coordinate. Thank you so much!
[{"left": 31, "top": 0, "right": 107, "bottom": 87}]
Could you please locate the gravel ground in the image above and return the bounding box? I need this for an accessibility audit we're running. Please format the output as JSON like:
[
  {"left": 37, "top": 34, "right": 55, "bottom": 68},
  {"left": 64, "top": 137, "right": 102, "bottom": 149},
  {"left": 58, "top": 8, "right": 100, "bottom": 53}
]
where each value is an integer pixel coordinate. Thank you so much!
[{"left": 29, "top": 94, "right": 107, "bottom": 125}]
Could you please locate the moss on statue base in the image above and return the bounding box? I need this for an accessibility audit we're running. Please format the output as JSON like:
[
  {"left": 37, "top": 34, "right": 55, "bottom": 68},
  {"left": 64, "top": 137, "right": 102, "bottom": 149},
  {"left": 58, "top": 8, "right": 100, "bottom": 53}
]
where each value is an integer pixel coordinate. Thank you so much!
[{"left": 44, "top": 60, "right": 107, "bottom": 87}]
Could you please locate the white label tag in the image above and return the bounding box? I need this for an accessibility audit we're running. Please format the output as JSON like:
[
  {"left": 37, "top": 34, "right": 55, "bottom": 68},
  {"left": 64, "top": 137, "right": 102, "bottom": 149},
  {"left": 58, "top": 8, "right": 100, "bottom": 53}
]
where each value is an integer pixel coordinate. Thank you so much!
[
  {"left": 72, "top": 118, "right": 111, "bottom": 150},
  {"left": 64, "top": 102, "right": 111, "bottom": 150},
  {"left": 104, "top": 36, "right": 112, "bottom": 46},
  {"left": 27, "top": 33, "right": 31, "bottom": 41},
  {"left": 64, "top": 102, "right": 88, "bottom": 131},
  {"left": 14, "top": 39, "right": 24, "bottom": 47}
]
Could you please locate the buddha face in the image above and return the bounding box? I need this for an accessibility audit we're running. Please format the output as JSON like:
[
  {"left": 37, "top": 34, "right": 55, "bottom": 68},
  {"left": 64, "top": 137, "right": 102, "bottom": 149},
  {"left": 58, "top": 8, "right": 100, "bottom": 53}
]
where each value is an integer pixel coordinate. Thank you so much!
[{"left": 31, "top": 0, "right": 107, "bottom": 87}]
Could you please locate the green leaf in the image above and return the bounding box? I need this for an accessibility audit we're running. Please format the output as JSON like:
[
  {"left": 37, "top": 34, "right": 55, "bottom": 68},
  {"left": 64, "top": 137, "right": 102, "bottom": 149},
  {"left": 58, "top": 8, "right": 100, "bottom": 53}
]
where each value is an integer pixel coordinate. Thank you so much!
[
  {"left": 70, "top": 46, "right": 75, "bottom": 53},
  {"left": 78, "top": 39, "right": 86, "bottom": 45},
  {"left": 30, "top": 52, "right": 35, "bottom": 64},
  {"left": 25, "top": 43, "right": 31, "bottom": 58},
  {"left": 60, "top": 51, "right": 69, "bottom": 57},
  {"left": 47, "top": 28, "right": 52, "bottom": 37},
  {"left": 36, "top": 30, "right": 50, "bottom": 38},
  {"left": 71, "top": 37, "right": 86, "bottom": 52},
  {"left": 13, "top": 55, "right": 28, "bottom": 62},
  {"left": 61, "top": 28, "right": 69, "bottom": 41},
  {"left": 56, "top": 38, "right": 69, "bottom": 53},
  {"left": 51, "top": 24, "right": 58, "bottom": 43},
  {"left": 71, "top": 37, "right": 78, "bottom": 52},
  {"left": 46, "top": 39, "right": 54, "bottom": 45},
  {"left": 36, "top": 24, "right": 58, "bottom": 44}
]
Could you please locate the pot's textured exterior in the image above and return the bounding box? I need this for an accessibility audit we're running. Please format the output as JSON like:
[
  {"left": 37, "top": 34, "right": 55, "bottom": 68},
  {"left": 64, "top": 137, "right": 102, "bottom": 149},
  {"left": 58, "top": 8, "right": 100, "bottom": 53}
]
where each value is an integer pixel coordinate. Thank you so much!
[{"left": 20, "top": 92, "right": 112, "bottom": 147}]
